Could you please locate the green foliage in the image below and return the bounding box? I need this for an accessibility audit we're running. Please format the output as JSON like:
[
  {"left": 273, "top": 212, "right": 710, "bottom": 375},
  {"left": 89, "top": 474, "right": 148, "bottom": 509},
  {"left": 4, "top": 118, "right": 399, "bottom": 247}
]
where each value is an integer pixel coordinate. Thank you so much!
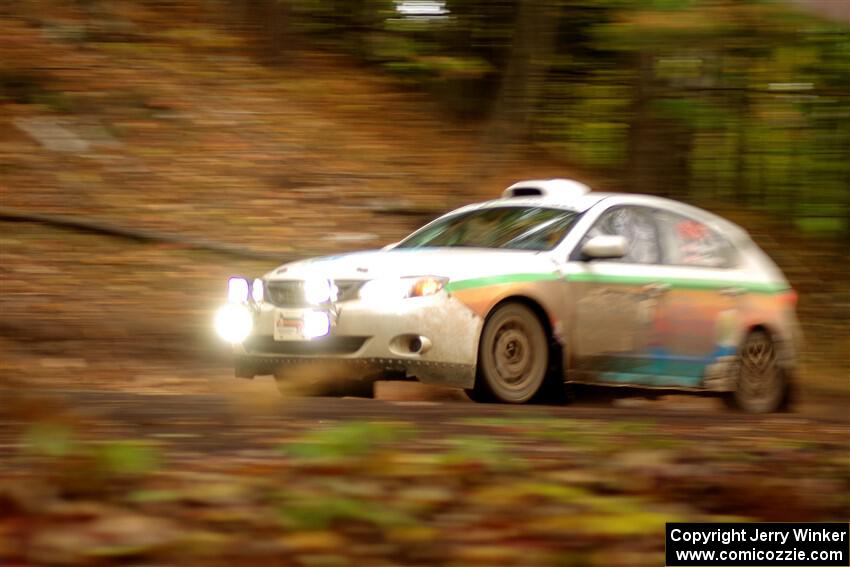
[
  {"left": 93, "top": 441, "right": 161, "bottom": 477},
  {"left": 440, "top": 436, "right": 525, "bottom": 471},
  {"left": 280, "top": 495, "right": 414, "bottom": 530},
  {"left": 22, "top": 424, "right": 161, "bottom": 483},
  {"left": 126, "top": 488, "right": 183, "bottom": 503},
  {"left": 282, "top": 421, "right": 412, "bottom": 461},
  {"left": 652, "top": 98, "right": 733, "bottom": 130},
  {"left": 24, "top": 423, "right": 78, "bottom": 458},
  {"left": 645, "top": 0, "right": 697, "bottom": 11}
]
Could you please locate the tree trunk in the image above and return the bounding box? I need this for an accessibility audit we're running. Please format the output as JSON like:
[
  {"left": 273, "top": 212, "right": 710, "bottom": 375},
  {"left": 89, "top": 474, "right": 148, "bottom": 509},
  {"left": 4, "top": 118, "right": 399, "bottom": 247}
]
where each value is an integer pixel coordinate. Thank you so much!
[
  {"left": 845, "top": 137, "right": 850, "bottom": 240},
  {"left": 266, "top": 0, "right": 288, "bottom": 63},
  {"left": 484, "top": 0, "right": 558, "bottom": 151},
  {"left": 734, "top": 89, "right": 750, "bottom": 204},
  {"left": 628, "top": 52, "right": 655, "bottom": 195}
]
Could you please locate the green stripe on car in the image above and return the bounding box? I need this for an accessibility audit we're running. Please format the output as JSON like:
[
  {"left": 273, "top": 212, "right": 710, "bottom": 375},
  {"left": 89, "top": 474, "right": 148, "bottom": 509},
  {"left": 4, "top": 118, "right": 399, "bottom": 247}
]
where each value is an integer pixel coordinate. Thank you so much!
[
  {"left": 445, "top": 272, "right": 561, "bottom": 292},
  {"left": 564, "top": 272, "right": 787, "bottom": 294},
  {"left": 446, "top": 272, "right": 788, "bottom": 294}
]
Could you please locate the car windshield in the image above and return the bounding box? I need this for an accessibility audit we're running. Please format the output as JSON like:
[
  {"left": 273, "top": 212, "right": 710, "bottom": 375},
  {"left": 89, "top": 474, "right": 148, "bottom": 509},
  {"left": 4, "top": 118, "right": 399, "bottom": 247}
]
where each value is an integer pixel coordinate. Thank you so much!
[{"left": 397, "top": 206, "right": 579, "bottom": 251}]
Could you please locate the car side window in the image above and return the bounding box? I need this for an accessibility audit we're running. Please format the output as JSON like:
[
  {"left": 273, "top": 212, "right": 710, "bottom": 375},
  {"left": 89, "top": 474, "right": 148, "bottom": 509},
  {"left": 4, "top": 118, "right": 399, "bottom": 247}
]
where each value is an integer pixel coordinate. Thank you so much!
[
  {"left": 654, "top": 210, "right": 737, "bottom": 268},
  {"left": 581, "top": 206, "right": 661, "bottom": 264}
]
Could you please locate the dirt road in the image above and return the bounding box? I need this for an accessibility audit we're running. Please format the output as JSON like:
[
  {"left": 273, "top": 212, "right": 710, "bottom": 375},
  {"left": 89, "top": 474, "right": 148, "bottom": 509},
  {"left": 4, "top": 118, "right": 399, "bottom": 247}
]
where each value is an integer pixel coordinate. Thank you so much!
[
  {"left": 2, "top": 375, "right": 849, "bottom": 566},
  {"left": 9, "top": 385, "right": 849, "bottom": 435}
]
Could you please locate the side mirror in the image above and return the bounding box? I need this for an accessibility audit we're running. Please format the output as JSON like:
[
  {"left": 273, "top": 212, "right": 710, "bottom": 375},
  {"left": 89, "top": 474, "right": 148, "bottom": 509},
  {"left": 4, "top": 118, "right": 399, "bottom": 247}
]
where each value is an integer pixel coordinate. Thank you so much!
[{"left": 581, "top": 235, "right": 627, "bottom": 260}]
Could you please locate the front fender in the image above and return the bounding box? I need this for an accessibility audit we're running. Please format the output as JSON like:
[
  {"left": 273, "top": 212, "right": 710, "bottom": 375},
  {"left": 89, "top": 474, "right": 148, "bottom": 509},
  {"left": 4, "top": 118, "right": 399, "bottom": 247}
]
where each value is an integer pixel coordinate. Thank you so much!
[{"left": 447, "top": 274, "right": 565, "bottom": 342}]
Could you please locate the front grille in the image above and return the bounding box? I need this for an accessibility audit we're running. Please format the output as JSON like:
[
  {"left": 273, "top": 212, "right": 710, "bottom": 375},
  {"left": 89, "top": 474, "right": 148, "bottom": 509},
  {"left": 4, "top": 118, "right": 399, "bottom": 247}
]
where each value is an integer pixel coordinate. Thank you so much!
[
  {"left": 245, "top": 336, "right": 368, "bottom": 355},
  {"left": 265, "top": 280, "right": 363, "bottom": 307},
  {"left": 266, "top": 281, "right": 305, "bottom": 307}
]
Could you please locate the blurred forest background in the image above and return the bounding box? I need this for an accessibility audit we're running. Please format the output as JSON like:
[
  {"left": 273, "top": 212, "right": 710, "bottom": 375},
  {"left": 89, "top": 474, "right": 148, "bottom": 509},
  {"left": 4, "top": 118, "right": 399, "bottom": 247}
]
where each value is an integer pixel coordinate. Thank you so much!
[
  {"left": 3, "top": 0, "right": 849, "bottom": 235},
  {"left": 255, "top": 0, "right": 850, "bottom": 238}
]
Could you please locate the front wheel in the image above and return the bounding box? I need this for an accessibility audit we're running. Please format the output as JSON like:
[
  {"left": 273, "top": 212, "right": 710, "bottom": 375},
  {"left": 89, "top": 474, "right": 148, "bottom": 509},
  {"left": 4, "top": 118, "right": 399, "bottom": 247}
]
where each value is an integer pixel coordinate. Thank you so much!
[
  {"left": 725, "top": 330, "right": 786, "bottom": 413},
  {"left": 472, "top": 303, "right": 549, "bottom": 404}
]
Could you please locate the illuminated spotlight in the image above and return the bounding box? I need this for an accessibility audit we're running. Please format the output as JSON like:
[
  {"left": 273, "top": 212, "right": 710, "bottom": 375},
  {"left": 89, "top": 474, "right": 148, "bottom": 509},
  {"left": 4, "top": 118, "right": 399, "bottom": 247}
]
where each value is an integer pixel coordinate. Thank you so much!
[
  {"left": 303, "top": 310, "right": 331, "bottom": 339},
  {"left": 228, "top": 277, "right": 249, "bottom": 303},
  {"left": 252, "top": 278, "right": 264, "bottom": 303},
  {"left": 214, "top": 304, "right": 253, "bottom": 343}
]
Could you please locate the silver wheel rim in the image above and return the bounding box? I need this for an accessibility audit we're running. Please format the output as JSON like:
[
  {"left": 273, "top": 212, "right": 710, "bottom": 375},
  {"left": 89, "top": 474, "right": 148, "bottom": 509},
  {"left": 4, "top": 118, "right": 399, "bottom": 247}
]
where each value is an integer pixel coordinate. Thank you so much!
[{"left": 491, "top": 318, "right": 534, "bottom": 391}]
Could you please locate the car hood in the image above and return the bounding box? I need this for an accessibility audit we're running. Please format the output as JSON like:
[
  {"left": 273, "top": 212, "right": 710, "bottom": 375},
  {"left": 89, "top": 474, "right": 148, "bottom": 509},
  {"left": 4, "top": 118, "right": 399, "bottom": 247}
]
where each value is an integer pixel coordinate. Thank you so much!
[{"left": 265, "top": 248, "right": 558, "bottom": 283}]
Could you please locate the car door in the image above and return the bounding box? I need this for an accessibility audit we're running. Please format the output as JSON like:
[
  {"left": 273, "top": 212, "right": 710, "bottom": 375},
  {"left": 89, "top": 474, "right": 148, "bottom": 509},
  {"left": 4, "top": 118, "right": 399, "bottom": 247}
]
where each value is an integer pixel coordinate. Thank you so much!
[
  {"left": 566, "top": 205, "right": 667, "bottom": 384},
  {"left": 649, "top": 208, "right": 741, "bottom": 387}
]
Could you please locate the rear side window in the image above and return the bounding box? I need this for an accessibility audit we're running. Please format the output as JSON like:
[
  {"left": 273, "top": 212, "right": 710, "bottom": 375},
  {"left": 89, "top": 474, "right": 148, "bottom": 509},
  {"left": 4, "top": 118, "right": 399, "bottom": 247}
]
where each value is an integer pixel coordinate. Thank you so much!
[
  {"left": 654, "top": 210, "right": 737, "bottom": 268},
  {"left": 581, "top": 206, "right": 661, "bottom": 264}
]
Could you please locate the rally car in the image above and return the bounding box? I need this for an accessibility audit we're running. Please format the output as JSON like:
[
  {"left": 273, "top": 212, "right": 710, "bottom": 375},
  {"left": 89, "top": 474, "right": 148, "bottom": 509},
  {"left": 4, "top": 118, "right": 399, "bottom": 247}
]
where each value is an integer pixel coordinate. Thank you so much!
[{"left": 215, "top": 179, "right": 800, "bottom": 412}]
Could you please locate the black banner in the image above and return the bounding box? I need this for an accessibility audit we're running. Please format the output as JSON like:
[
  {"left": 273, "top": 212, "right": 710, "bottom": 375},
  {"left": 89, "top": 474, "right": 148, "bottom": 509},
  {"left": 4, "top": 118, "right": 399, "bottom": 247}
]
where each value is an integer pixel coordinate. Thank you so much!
[{"left": 666, "top": 523, "right": 849, "bottom": 566}]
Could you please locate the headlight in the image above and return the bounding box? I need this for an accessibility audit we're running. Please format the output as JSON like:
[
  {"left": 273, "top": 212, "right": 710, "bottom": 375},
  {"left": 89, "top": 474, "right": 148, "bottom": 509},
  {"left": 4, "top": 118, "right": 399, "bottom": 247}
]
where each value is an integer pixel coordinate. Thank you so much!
[
  {"left": 227, "top": 277, "right": 250, "bottom": 303},
  {"left": 304, "top": 277, "right": 334, "bottom": 305},
  {"left": 359, "top": 276, "right": 447, "bottom": 303},
  {"left": 214, "top": 304, "right": 253, "bottom": 343},
  {"left": 251, "top": 278, "right": 264, "bottom": 303}
]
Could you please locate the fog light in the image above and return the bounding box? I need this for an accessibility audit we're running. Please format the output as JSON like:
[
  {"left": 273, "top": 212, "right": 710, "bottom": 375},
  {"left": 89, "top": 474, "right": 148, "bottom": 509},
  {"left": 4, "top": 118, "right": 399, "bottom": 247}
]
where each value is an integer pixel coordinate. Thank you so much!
[
  {"left": 214, "top": 304, "right": 253, "bottom": 343},
  {"left": 303, "top": 310, "right": 331, "bottom": 339}
]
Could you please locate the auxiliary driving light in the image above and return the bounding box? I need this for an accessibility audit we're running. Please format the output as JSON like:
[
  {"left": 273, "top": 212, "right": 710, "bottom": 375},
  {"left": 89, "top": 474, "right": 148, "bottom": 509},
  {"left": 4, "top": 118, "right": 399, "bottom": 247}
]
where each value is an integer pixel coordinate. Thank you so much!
[
  {"left": 303, "top": 310, "right": 331, "bottom": 339},
  {"left": 214, "top": 304, "right": 253, "bottom": 343},
  {"left": 227, "top": 277, "right": 250, "bottom": 303},
  {"left": 251, "top": 278, "right": 264, "bottom": 303}
]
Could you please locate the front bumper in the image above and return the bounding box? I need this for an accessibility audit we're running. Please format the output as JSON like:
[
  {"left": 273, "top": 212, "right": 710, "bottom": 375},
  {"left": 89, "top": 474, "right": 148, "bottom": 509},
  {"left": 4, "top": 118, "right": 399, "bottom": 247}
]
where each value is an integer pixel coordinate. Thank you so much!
[{"left": 232, "top": 293, "right": 481, "bottom": 388}]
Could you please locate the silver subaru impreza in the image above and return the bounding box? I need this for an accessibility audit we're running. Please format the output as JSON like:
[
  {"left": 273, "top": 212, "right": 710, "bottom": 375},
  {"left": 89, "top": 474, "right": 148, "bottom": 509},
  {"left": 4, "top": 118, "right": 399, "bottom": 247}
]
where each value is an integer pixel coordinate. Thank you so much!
[{"left": 215, "top": 179, "right": 800, "bottom": 412}]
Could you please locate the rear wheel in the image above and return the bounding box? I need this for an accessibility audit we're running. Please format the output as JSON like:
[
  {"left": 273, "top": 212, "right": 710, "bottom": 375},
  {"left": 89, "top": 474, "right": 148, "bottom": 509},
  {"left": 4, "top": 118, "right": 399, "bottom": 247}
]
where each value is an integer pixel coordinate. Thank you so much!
[
  {"left": 472, "top": 303, "right": 549, "bottom": 404},
  {"left": 726, "top": 330, "right": 786, "bottom": 413}
]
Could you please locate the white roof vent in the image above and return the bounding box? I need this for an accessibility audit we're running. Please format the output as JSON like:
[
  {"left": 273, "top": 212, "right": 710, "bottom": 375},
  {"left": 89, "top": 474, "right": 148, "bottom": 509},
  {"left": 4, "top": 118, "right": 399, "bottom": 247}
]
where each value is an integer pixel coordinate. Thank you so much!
[{"left": 503, "top": 178, "right": 591, "bottom": 200}]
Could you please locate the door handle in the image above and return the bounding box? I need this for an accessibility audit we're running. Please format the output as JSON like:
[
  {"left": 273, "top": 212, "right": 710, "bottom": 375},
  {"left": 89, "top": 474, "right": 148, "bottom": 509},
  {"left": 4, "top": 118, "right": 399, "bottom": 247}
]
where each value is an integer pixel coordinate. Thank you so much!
[
  {"left": 720, "top": 286, "right": 745, "bottom": 297},
  {"left": 641, "top": 282, "right": 670, "bottom": 297}
]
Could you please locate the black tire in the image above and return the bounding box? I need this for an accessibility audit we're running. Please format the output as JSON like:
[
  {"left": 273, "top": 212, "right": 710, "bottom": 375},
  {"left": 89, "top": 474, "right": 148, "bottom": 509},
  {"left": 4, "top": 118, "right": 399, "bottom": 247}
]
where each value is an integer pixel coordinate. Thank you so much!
[
  {"left": 472, "top": 302, "right": 549, "bottom": 404},
  {"left": 464, "top": 386, "right": 494, "bottom": 403},
  {"left": 725, "top": 330, "right": 786, "bottom": 413}
]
